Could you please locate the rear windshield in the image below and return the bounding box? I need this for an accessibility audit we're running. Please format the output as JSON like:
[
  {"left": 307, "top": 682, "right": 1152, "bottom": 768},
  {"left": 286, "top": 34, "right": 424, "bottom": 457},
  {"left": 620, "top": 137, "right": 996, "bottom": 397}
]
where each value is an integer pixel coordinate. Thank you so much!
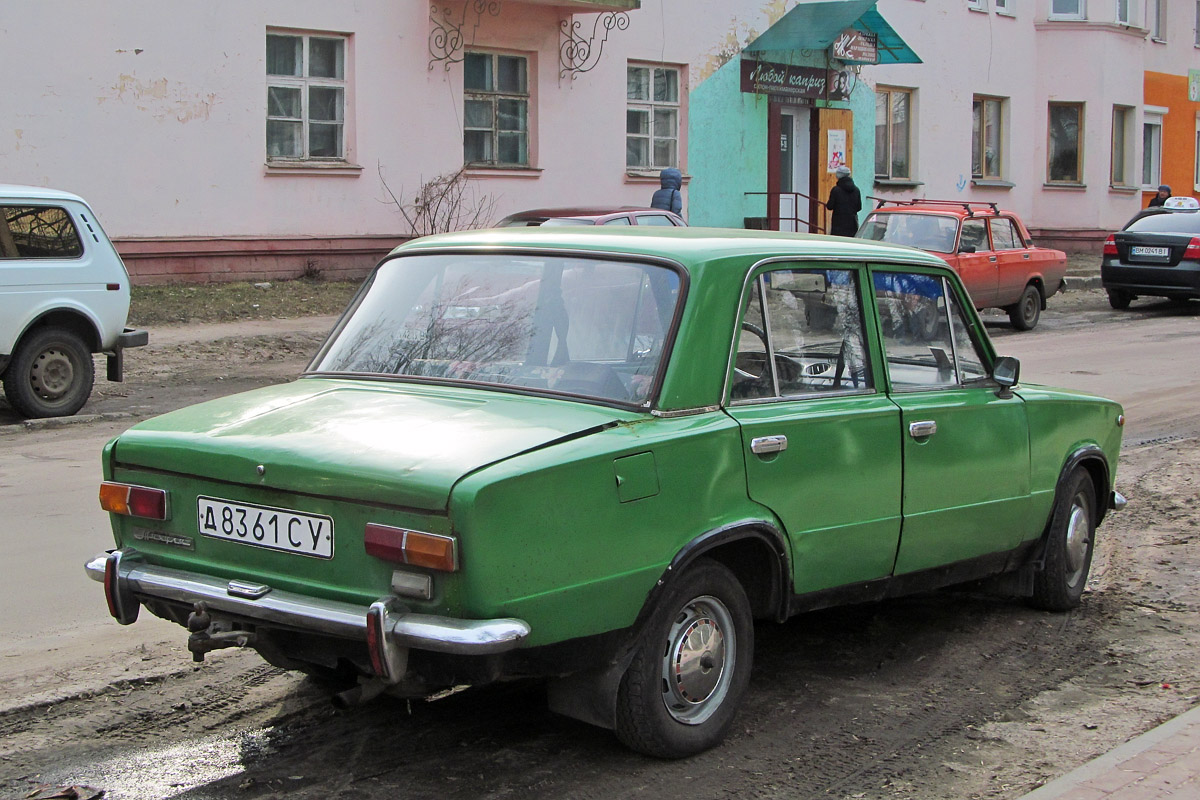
[
  {"left": 1125, "top": 212, "right": 1200, "bottom": 234},
  {"left": 857, "top": 213, "right": 959, "bottom": 253},
  {"left": 311, "top": 252, "right": 682, "bottom": 406}
]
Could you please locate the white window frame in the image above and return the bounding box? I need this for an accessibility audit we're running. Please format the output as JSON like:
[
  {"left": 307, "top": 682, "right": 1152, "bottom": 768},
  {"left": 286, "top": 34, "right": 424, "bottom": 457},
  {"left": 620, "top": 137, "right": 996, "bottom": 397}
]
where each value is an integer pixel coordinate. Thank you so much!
[
  {"left": 266, "top": 31, "right": 348, "bottom": 162},
  {"left": 1195, "top": 0, "right": 1200, "bottom": 46},
  {"left": 967, "top": 0, "right": 987, "bottom": 12},
  {"left": 626, "top": 63, "right": 682, "bottom": 171},
  {"left": 994, "top": 0, "right": 1014, "bottom": 16},
  {"left": 1142, "top": 107, "right": 1166, "bottom": 189},
  {"left": 1111, "top": 105, "right": 1134, "bottom": 186},
  {"left": 1194, "top": 112, "right": 1200, "bottom": 191},
  {"left": 463, "top": 51, "right": 531, "bottom": 167},
  {"left": 1150, "top": 0, "right": 1166, "bottom": 40},
  {"left": 1049, "top": 0, "right": 1085, "bottom": 20}
]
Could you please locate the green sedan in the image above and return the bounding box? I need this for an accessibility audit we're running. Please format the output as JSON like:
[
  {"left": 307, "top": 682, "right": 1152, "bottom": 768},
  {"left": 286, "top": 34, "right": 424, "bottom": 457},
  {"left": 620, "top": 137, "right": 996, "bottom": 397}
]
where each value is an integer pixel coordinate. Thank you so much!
[{"left": 87, "top": 227, "right": 1125, "bottom": 758}]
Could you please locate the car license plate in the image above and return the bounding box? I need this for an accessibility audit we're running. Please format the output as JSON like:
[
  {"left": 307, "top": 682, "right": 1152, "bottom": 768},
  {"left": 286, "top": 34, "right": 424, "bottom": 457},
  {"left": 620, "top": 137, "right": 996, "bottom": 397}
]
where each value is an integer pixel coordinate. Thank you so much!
[
  {"left": 197, "top": 496, "right": 334, "bottom": 559},
  {"left": 1130, "top": 245, "right": 1170, "bottom": 257}
]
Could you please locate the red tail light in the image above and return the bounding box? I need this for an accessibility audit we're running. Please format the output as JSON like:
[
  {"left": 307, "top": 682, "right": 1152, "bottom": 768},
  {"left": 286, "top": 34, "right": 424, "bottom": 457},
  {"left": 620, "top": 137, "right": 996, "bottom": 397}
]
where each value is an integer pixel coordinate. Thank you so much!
[
  {"left": 99, "top": 482, "right": 169, "bottom": 520},
  {"left": 1184, "top": 237, "right": 1200, "bottom": 261},
  {"left": 365, "top": 524, "right": 458, "bottom": 572},
  {"left": 1102, "top": 235, "right": 1117, "bottom": 257}
]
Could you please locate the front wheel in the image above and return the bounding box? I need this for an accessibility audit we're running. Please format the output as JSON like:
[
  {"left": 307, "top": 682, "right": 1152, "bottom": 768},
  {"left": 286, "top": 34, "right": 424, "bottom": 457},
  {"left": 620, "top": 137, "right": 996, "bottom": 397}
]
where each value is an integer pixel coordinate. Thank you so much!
[
  {"left": 1008, "top": 284, "right": 1043, "bottom": 331},
  {"left": 1030, "top": 468, "right": 1097, "bottom": 611},
  {"left": 2, "top": 327, "right": 95, "bottom": 418},
  {"left": 614, "top": 559, "right": 753, "bottom": 758}
]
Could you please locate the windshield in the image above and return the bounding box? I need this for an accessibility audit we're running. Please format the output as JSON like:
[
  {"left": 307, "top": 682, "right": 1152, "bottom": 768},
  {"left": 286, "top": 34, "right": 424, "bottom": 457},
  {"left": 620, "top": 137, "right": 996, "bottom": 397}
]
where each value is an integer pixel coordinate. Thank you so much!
[
  {"left": 858, "top": 213, "right": 959, "bottom": 253},
  {"left": 311, "top": 253, "right": 682, "bottom": 406},
  {"left": 1125, "top": 212, "right": 1200, "bottom": 234}
]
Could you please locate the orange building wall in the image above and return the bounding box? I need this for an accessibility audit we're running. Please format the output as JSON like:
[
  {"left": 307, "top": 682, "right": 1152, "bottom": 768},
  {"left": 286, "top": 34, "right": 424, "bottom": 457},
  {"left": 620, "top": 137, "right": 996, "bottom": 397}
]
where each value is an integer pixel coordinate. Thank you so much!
[{"left": 1144, "top": 72, "right": 1200, "bottom": 207}]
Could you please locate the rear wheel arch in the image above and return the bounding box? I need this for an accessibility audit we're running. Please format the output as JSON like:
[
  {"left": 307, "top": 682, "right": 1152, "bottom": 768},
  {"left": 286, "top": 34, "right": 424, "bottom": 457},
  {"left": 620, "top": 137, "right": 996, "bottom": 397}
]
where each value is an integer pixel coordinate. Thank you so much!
[{"left": 19, "top": 309, "right": 103, "bottom": 353}]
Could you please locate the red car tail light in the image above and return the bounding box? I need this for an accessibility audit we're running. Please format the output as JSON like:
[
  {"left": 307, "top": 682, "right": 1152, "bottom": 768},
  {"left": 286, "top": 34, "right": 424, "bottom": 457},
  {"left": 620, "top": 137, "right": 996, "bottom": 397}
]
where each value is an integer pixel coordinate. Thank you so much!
[
  {"left": 365, "top": 524, "right": 458, "bottom": 572},
  {"left": 99, "top": 482, "right": 169, "bottom": 520},
  {"left": 1102, "top": 235, "right": 1117, "bottom": 257},
  {"left": 1184, "top": 237, "right": 1200, "bottom": 261}
]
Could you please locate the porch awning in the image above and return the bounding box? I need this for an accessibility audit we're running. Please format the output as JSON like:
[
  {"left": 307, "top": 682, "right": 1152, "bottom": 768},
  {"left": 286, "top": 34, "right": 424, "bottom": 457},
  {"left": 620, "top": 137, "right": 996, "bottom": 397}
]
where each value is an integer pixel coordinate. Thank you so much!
[{"left": 744, "top": 0, "right": 920, "bottom": 64}]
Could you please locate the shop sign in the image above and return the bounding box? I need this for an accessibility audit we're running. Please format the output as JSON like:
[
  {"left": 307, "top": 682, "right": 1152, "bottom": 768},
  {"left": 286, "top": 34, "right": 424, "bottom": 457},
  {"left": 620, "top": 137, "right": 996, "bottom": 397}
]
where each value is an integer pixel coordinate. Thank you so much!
[
  {"left": 1190, "top": 70, "right": 1200, "bottom": 103},
  {"left": 740, "top": 58, "right": 850, "bottom": 101},
  {"left": 831, "top": 29, "right": 878, "bottom": 64}
]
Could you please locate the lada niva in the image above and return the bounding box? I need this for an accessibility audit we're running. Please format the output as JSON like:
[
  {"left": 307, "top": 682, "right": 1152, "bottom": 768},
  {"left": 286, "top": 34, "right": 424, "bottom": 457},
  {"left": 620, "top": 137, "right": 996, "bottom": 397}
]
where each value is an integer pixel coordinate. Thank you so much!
[{"left": 87, "top": 227, "right": 1124, "bottom": 757}]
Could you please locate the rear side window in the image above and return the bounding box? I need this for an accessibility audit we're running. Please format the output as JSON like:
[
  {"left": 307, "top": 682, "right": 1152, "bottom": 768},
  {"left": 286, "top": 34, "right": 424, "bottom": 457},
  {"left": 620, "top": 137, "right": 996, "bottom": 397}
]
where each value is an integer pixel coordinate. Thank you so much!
[
  {"left": 0, "top": 205, "right": 84, "bottom": 259},
  {"left": 990, "top": 218, "right": 1022, "bottom": 250},
  {"left": 1125, "top": 212, "right": 1200, "bottom": 234},
  {"left": 635, "top": 214, "right": 677, "bottom": 226},
  {"left": 959, "top": 219, "right": 988, "bottom": 252}
]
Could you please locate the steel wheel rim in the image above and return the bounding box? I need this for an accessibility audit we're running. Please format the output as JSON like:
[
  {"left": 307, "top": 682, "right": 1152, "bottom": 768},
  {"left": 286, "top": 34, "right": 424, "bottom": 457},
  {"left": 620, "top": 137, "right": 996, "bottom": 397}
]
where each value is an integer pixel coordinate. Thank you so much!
[
  {"left": 1063, "top": 492, "right": 1092, "bottom": 588},
  {"left": 29, "top": 346, "right": 76, "bottom": 401},
  {"left": 660, "top": 594, "right": 735, "bottom": 725},
  {"left": 1022, "top": 292, "right": 1039, "bottom": 325}
]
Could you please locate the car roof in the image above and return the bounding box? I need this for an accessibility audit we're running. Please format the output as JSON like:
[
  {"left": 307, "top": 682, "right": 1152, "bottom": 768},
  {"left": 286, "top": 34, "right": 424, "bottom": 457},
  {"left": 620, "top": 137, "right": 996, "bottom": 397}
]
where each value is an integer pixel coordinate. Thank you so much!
[
  {"left": 868, "top": 201, "right": 1013, "bottom": 219},
  {"left": 503, "top": 206, "right": 668, "bottom": 219},
  {"left": 390, "top": 225, "right": 951, "bottom": 274},
  {"left": 0, "top": 184, "right": 89, "bottom": 204}
]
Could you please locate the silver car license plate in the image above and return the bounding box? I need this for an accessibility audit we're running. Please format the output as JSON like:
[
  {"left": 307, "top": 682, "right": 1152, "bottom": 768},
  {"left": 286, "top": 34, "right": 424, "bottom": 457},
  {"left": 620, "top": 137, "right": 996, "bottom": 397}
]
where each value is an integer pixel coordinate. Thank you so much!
[
  {"left": 1130, "top": 245, "right": 1170, "bottom": 257},
  {"left": 197, "top": 496, "right": 334, "bottom": 559}
]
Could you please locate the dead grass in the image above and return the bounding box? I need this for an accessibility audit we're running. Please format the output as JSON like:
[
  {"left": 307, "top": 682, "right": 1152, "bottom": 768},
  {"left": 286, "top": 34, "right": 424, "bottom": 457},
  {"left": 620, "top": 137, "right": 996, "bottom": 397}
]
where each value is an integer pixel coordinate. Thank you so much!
[{"left": 129, "top": 278, "right": 361, "bottom": 326}]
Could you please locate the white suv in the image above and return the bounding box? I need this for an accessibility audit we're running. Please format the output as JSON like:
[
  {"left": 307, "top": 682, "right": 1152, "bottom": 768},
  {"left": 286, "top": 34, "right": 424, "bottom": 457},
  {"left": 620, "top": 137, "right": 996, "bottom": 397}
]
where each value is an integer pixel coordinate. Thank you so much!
[{"left": 0, "top": 185, "right": 147, "bottom": 418}]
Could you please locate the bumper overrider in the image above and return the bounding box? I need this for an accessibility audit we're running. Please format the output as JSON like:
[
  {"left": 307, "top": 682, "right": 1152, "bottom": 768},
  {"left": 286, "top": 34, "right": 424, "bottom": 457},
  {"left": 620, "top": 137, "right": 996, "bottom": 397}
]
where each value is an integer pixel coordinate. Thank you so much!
[{"left": 85, "top": 549, "right": 530, "bottom": 683}]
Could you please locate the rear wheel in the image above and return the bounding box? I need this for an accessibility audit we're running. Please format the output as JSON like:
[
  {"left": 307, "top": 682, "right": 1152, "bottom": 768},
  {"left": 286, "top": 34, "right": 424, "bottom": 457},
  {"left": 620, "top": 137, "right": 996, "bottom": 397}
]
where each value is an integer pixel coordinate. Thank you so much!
[
  {"left": 1107, "top": 289, "right": 1134, "bottom": 310},
  {"left": 614, "top": 559, "right": 753, "bottom": 758},
  {"left": 2, "top": 327, "right": 94, "bottom": 418},
  {"left": 1008, "top": 284, "right": 1043, "bottom": 331},
  {"left": 1030, "top": 468, "right": 1097, "bottom": 611}
]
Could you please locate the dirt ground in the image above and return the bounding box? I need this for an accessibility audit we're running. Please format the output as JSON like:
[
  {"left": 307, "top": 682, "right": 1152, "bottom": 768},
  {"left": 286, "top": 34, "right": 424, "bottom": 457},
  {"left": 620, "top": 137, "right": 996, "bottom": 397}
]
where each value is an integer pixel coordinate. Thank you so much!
[{"left": 1, "top": 288, "right": 1198, "bottom": 800}]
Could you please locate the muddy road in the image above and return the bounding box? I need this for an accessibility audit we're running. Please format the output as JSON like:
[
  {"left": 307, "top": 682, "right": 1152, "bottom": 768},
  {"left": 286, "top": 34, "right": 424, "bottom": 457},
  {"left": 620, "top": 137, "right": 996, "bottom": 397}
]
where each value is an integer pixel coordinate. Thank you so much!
[{"left": 1, "top": 289, "right": 1198, "bottom": 800}]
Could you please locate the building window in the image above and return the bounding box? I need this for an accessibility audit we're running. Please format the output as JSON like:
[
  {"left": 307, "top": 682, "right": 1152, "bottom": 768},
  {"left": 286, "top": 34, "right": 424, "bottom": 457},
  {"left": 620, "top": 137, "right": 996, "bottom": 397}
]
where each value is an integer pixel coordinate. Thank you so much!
[
  {"left": 464, "top": 52, "right": 529, "bottom": 167},
  {"left": 1143, "top": 111, "right": 1164, "bottom": 188},
  {"left": 966, "top": 0, "right": 987, "bottom": 11},
  {"left": 1047, "top": 102, "right": 1084, "bottom": 183},
  {"left": 1150, "top": 0, "right": 1166, "bottom": 39},
  {"left": 266, "top": 32, "right": 347, "bottom": 161},
  {"left": 1116, "top": 0, "right": 1132, "bottom": 25},
  {"left": 627, "top": 65, "right": 680, "bottom": 169},
  {"left": 1049, "top": 0, "right": 1085, "bottom": 19},
  {"left": 1111, "top": 106, "right": 1134, "bottom": 186},
  {"left": 875, "top": 87, "right": 912, "bottom": 180},
  {"left": 1195, "top": 0, "right": 1200, "bottom": 45},
  {"left": 1195, "top": 114, "right": 1200, "bottom": 190},
  {"left": 994, "top": 0, "right": 1013, "bottom": 15},
  {"left": 972, "top": 96, "right": 1004, "bottom": 179}
]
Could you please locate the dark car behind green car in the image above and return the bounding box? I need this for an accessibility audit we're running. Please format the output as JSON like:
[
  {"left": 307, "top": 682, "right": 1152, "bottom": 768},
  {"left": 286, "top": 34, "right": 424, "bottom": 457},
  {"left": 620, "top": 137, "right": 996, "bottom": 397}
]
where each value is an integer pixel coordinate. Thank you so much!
[{"left": 88, "top": 227, "right": 1125, "bottom": 758}]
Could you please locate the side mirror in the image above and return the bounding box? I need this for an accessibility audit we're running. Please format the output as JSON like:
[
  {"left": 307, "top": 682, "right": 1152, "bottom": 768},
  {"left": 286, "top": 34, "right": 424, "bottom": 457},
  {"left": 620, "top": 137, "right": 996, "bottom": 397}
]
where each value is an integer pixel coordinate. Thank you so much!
[
  {"left": 993, "top": 356, "right": 1020, "bottom": 397},
  {"left": 958, "top": 244, "right": 976, "bottom": 254}
]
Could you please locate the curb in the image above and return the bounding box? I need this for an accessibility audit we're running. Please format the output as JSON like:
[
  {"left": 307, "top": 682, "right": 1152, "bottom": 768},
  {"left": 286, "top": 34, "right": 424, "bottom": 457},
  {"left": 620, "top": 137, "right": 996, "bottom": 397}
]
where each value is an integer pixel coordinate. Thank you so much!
[
  {"left": 0, "top": 411, "right": 135, "bottom": 434},
  {"left": 1065, "top": 275, "right": 1103, "bottom": 291}
]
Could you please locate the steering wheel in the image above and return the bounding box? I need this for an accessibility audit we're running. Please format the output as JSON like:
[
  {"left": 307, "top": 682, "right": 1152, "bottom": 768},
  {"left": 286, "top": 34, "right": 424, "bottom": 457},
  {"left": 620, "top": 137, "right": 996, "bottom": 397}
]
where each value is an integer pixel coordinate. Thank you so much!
[{"left": 735, "top": 322, "right": 770, "bottom": 380}]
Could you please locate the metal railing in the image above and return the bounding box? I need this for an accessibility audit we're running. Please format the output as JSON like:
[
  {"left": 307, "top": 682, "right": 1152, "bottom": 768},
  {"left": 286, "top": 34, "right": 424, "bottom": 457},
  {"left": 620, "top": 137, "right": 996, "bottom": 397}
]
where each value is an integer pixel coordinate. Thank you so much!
[{"left": 743, "top": 191, "right": 828, "bottom": 234}]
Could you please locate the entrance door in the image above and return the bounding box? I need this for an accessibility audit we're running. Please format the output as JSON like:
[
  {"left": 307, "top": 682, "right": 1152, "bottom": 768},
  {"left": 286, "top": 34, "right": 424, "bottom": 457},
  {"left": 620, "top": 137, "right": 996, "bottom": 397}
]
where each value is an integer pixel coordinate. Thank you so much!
[{"left": 778, "top": 107, "right": 812, "bottom": 231}]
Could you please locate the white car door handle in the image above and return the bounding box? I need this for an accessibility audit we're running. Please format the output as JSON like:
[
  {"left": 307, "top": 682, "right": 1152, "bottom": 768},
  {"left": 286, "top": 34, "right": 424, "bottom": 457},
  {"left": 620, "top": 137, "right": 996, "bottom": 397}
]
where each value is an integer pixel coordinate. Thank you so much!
[
  {"left": 750, "top": 435, "right": 788, "bottom": 454},
  {"left": 909, "top": 420, "right": 937, "bottom": 438}
]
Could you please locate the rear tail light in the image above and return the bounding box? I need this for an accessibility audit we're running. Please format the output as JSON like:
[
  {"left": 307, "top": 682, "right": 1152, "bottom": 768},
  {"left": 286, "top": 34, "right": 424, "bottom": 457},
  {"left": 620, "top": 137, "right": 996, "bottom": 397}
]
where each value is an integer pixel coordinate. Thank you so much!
[
  {"left": 1102, "top": 235, "right": 1118, "bottom": 257},
  {"left": 1184, "top": 237, "right": 1200, "bottom": 261},
  {"left": 365, "top": 524, "right": 458, "bottom": 572},
  {"left": 99, "top": 482, "right": 169, "bottom": 520}
]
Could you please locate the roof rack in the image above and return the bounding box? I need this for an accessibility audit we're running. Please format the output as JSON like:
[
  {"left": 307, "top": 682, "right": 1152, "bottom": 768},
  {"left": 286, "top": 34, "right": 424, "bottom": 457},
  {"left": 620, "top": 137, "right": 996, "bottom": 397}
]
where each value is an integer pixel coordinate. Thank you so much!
[{"left": 870, "top": 198, "right": 1000, "bottom": 217}]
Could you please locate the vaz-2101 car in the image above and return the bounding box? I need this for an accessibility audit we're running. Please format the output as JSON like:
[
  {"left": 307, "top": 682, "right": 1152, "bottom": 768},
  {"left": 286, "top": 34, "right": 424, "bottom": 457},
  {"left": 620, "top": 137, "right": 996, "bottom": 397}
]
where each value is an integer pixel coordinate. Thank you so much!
[{"left": 88, "top": 227, "right": 1125, "bottom": 758}]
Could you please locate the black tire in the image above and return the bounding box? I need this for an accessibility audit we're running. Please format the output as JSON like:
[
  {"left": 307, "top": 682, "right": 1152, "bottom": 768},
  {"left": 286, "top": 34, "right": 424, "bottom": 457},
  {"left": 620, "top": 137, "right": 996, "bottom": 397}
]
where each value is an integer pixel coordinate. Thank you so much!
[
  {"left": 614, "top": 559, "right": 753, "bottom": 758},
  {"left": 1008, "top": 284, "right": 1043, "bottom": 331},
  {"left": 1030, "top": 468, "right": 1097, "bottom": 612},
  {"left": 2, "top": 327, "right": 94, "bottom": 418},
  {"left": 1106, "top": 289, "right": 1133, "bottom": 310}
]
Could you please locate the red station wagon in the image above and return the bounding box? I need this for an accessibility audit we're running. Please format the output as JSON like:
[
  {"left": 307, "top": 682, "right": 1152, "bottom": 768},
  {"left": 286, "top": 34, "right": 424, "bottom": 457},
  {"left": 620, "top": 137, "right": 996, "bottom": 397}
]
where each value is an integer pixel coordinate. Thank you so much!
[{"left": 857, "top": 200, "right": 1068, "bottom": 331}]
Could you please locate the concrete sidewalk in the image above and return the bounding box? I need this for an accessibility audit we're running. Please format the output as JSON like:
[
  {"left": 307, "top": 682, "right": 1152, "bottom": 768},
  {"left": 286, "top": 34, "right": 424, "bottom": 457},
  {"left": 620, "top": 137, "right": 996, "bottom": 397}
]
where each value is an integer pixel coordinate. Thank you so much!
[{"left": 1017, "top": 704, "right": 1200, "bottom": 799}]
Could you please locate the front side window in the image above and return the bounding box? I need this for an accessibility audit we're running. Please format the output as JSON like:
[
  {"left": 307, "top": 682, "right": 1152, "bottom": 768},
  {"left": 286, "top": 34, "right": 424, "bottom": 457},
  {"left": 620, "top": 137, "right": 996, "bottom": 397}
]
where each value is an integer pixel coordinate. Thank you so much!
[
  {"left": 875, "top": 87, "right": 912, "bottom": 179},
  {"left": 1143, "top": 112, "right": 1164, "bottom": 188},
  {"left": 266, "top": 32, "right": 346, "bottom": 160},
  {"left": 1050, "top": 0, "right": 1085, "bottom": 19},
  {"left": 872, "top": 272, "right": 988, "bottom": 391},
  {"left": 627, "top": 64, "right": 681, "bottom": 169},
  {"left": 972, "top": 96, "right": 1004, "bottom": 179},
  {"left": 312, "top": 254, "right": 681, "bottom": 406},
  {"left": 0, "top": 206, "right": 84, "bottom": 259},
  {"left": 464, "top": 52, "right": 529, "bottom": 166},
  {"left": 732, "top": 268, "right": 872, "bottom": 401},
  {"left": 1048, "top": 102, "right": 1084, "bottom": 183},
  {"left": 1112, "top": 105, "right": 1133, "bottom": 185}
]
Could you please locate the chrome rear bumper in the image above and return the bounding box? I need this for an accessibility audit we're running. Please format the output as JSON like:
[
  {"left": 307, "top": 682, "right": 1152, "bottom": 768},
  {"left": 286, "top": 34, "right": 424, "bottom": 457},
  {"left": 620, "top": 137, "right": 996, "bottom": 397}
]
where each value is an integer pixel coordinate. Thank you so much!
[{"left": 85, "top": 550, "right": 530, "bottom": 658}]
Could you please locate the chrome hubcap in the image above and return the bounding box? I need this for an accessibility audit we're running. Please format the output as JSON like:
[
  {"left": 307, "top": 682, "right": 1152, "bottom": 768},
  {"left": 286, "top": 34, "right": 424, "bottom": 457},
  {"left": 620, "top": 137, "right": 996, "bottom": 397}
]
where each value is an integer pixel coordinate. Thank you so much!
[
  {"left": 660, "top": 595, "right": 734, "bottom": 725},
  {"left": 1064, "top": 494, "right": 1091, "bottom": 588},
  {"left": 29, "top": 347, "right": 75, "bottom": 400}
]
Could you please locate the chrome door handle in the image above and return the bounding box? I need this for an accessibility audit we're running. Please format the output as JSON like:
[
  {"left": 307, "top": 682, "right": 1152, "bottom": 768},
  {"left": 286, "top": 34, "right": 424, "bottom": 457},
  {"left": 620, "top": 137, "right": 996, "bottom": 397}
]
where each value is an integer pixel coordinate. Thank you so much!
[
  {"left": 751, "top": 435, "right": 788, "bottom": 454},
  {"left": 989, "top": 256, "right": 997, "bottom": 262},
  {"left": 909, "top": 420, "right": 937, "bottom": 438}
]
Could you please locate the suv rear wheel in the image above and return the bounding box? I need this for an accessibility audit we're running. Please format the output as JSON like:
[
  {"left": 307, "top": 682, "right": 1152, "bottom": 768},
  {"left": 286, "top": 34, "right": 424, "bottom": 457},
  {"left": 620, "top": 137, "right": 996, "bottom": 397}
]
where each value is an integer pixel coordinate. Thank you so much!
[{"left": 3, "top": 327, "right": 94, "bottom": 418}]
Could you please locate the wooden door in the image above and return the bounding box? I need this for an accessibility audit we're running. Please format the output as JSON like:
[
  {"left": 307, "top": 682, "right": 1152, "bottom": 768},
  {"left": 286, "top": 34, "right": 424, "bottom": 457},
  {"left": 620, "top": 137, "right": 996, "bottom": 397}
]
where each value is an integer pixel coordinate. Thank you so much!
[{"left": 817, "top": 108, "right": 854, "bottom": 234}]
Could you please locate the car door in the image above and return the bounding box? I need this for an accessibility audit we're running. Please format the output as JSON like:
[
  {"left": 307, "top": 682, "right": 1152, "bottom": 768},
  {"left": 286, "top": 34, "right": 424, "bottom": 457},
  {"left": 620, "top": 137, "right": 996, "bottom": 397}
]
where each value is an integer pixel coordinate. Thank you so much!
[
  {"left": 726, "top": 263, "right": 903, "bottom": 594},
  {"left": 952, "top": 217, "right": 999, "bottom": 308},
  {"left": 990, "top": 216, "right": 1031, "bottom": 306},
  {"left": 870, "top": 268, "right": 1031, "bottom": 574}
]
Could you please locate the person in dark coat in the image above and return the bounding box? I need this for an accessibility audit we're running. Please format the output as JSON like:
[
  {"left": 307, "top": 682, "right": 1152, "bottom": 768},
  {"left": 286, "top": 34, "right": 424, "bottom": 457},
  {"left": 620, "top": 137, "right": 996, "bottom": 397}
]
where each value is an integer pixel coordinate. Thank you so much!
[
  {"left": 650, "top": 167, "right": 683, "bottom": 216},
  {"left": 827, "top": 165, "right": 862, "bottom": 236},
  {"left": 1148, "top": 184, "right": 1171, "bottom": 207}
]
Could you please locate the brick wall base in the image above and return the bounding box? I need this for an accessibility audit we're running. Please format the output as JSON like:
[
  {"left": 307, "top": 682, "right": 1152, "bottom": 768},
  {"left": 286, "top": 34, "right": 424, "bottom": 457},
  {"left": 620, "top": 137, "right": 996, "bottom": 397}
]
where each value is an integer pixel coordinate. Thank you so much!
[
  {"left": 112, "top": 235, "right": 411, "bottom": 285},
  {"left": 1027, "top": 228, "right": 1109, "bottom": 255}
]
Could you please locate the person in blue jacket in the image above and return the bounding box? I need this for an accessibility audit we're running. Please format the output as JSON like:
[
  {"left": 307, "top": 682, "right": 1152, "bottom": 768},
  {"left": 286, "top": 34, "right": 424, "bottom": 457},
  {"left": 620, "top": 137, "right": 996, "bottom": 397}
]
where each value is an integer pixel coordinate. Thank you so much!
[{"left": 650, "top": 167, "right": 683, "bottom": 216}]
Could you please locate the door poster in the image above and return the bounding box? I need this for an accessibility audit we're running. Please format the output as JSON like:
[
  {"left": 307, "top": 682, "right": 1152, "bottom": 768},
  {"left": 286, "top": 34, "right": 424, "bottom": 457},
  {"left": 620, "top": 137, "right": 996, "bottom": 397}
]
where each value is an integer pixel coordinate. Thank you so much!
[{"left": 826, "top": 129, "right": 847, "bottom": 172}]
